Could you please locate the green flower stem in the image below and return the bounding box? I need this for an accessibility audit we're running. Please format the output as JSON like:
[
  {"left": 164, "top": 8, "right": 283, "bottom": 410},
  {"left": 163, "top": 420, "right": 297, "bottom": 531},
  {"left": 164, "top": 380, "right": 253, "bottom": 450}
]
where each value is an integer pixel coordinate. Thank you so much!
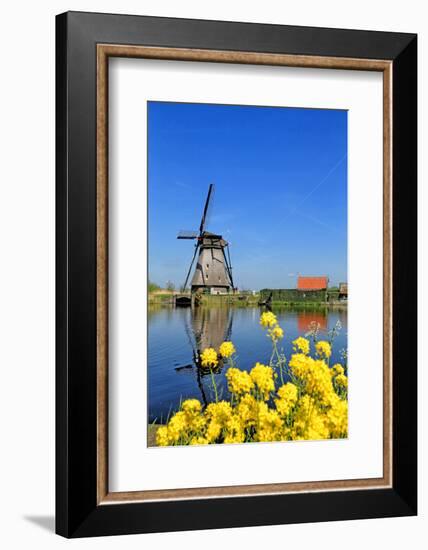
[
  {"left": 273, "top": 340, "right": 285, "bottom": 385},
  {"left": 209, "top": 367, "right": 219, "bottom": 403}
]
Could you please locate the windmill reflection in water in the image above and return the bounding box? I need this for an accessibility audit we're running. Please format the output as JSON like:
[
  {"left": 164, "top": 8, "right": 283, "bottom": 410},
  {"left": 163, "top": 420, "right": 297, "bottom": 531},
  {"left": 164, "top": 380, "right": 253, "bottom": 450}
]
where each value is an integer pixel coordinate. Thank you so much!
[{"left": 174, "top": 306, "right": 234, "bottom": 407}]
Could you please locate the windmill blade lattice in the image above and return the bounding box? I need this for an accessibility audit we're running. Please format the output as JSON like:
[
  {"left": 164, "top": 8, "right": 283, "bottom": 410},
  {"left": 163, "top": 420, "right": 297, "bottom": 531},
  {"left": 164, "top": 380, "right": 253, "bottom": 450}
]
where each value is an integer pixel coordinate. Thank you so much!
[{"left": 199, "top": 183, "right": 214, "bottom": 235}]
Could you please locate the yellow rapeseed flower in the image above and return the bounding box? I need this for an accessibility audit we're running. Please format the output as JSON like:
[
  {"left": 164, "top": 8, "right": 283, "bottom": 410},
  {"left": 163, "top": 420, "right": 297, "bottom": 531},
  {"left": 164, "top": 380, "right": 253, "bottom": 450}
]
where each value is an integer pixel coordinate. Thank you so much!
[
  {"left": 205, "top": 401, "right": 232, "bottom": 423},
  {"left": 289, "top": 354, "right": 335, "bottom": 405},
  {"left": 204, "top": 403, "right": 232, "bottom": 442},
  {"left": 292, "top": 395, "right": 330, "bottom": 440},
  {"left": 277, "top": 382, "right": 298, "bottom": 402},
  {"left": 250, "top": 363, "right": 275, "bottom": 400},
  {"left": 179, "top": 398, "right": 206, "bottom": 432},
  {"left": 315, "top": 340, "right": 332, "bottom": 359},
  {"left": 275, "top": 382, "right": 298, "bottom": 417},
  {"left": 236, "top": 393, "right": 258, "bottom": 428},
  {"left": 156, "top": 319, "right": 348, "bottom": 446},
  {"left": 181, "top": 399, "right": 202, "bottom": 414},
  {"left": 164, "top": 411, "right": 187, "bottom": 444},
  {"left": 268, "top": 325, "right": 284, "bottom": 342},
  {"left": 255, "top": 402, "right": 283, "bottom": 442},
  {"left": 288, "top": 353, "right": 313, "bottom": 378},
  {"left": 224, "top": 415, "right": 245, "bottom": 444},
  {"left": 156, "top": 425, "right": 170, "bottom": 446},
  {"left": 200, "top": 347, "right": 218, "bottom": 367},
  {"left": 326, "top": 394, "right": 348, "bottom": 438},
  {"left": 292, "top": 336, "right": 310, "bottom": 355},
  {"left": 206, "top": 419, "right": 222, "bottom": 442},
  {"left": 226, "top": 367, "right": 254, "bottom": 395},
  {"left": 260, "top": 311, "right": 278, "bottom": 328},
  {"left": 190, "top": 436, "right": 209, "bottom": 445},
  {"left": 331, "top": 363, "right": 344, "bottom": 377},
  {"left": 335, "top": 373, "right": 348, "bottom": 389},
  {"left": 219, "top": 341, "right": 236, "bottom": 358}
]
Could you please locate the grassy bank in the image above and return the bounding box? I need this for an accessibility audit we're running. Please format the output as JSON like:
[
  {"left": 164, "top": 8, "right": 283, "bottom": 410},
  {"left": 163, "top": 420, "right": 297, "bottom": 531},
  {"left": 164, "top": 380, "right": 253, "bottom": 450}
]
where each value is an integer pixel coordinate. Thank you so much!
[
  {"left": 148, "top": 295, "right": 347, "bottom": 308},
  {"left": 262, "top": 301, "right": 347, "bottom": 308},
  {"left": 148, "top": 289, "right": 177, "bottom": 305},
  {"left": 148, "top": 289, "right": 347, "bottom": 308},
  {"left": 148, "top": 424, "right": 162, "bottom": 447}
]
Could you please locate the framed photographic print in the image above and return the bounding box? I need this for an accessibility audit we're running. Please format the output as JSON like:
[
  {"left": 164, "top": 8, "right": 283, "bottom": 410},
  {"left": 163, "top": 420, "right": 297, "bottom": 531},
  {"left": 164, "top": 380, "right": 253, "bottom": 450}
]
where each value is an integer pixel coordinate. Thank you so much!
[{"left": 56, "top": 11, "right": 417, "bottom": 537}]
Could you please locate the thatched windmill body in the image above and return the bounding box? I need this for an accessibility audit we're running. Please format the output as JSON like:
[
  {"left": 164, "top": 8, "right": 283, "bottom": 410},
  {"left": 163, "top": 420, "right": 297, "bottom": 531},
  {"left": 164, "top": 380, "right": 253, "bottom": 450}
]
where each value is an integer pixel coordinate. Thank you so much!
[{"left": 178, "top": 184, "right": 234, "bottom": 295}]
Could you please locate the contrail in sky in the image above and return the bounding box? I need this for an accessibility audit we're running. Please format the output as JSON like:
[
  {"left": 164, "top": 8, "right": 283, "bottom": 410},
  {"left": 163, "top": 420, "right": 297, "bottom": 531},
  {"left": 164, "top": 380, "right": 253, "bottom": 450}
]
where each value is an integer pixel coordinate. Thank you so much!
[{"left": 290, "top": 153, "right": 347, "bottom": 213}]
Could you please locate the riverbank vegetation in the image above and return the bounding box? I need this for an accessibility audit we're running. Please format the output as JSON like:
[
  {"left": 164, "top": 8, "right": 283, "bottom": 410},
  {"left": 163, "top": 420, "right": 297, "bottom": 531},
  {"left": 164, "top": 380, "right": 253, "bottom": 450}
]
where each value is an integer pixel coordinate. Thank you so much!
[
  {"left": 149, "top": 293, "right": 346, "bottom": 308},
  {"left": 155, "top": 312, "right": 348, "bottom": 446},
  {"left": 148, "top": 280, "right": 346, "bottom": 307}
]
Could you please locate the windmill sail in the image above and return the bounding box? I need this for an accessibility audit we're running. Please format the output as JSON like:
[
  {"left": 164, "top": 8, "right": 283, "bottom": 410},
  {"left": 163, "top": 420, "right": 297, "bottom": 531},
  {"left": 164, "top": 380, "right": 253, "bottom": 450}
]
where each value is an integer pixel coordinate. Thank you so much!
[
  {"left": 177, "top": 230, "right": 199, "bottom": 239},
  {"left": 199, "top": 184, "right": 214, "bottom": 234}
]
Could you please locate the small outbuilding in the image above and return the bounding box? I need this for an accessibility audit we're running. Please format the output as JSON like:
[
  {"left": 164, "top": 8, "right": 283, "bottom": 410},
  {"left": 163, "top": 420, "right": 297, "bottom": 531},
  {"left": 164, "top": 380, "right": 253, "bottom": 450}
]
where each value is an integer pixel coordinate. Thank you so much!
[
  {"left": 339, "top": 282, "right": 348, "bottom": 301},
  {"left": 297, "top": 276, "right": 329, "bottom": 291}
]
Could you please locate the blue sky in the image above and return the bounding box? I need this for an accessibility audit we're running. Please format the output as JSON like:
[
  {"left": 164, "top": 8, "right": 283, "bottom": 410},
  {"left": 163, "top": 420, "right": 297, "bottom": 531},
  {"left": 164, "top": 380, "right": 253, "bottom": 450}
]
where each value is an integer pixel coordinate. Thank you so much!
[{"left": 148, "top": 101, "right": 347, "bottom": 290}]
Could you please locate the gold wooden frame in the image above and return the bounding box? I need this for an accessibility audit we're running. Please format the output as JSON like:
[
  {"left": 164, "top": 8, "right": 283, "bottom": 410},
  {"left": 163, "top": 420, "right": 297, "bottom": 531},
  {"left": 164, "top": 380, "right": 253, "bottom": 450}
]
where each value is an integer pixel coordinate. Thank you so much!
[{"left": 96, "top": 44, "right": 392, "bottom": 505}]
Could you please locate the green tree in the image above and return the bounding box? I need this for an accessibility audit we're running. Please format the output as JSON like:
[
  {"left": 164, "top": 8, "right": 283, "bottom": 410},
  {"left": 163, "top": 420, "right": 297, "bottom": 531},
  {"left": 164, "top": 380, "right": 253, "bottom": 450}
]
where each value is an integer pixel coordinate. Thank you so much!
[{"left": 148, "top": 280, "right": 160, "bottom": 293}]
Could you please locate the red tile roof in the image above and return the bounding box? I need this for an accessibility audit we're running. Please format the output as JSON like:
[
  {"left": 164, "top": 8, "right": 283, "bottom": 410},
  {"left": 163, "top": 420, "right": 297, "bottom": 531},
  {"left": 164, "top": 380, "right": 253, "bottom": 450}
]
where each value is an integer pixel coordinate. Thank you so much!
[{"left": 297, "top": 276, "right": 328, "bottom": 291}]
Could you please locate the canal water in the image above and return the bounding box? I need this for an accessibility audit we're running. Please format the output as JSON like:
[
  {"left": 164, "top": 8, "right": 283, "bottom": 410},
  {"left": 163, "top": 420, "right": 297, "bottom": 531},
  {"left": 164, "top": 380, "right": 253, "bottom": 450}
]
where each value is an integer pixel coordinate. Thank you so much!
[{"left": 148, "top": 306, "right": 347, "bottom": 423}]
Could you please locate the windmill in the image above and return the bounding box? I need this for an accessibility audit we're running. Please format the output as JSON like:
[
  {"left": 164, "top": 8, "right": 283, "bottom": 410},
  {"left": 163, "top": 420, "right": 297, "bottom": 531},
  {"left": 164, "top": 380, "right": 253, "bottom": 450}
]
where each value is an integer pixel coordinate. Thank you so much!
[{"left": 177, "top": 184, "right": 234, "bottom": 294}]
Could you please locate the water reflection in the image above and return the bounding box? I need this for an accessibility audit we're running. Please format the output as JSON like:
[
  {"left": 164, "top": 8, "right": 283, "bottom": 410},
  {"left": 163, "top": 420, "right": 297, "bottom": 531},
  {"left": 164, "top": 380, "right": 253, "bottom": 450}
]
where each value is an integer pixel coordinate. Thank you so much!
[
  {"left": 148, "top": 305, "right": 347, "bottom": 423},
  {"left": 297, "top": 310, "right": 328, "bottom": 332},
  {"left": 192, "top": 306, "right": 233, "bottom": 353},
  {"left": 177, "top": 307, "right": 234, "bottom": 408}
]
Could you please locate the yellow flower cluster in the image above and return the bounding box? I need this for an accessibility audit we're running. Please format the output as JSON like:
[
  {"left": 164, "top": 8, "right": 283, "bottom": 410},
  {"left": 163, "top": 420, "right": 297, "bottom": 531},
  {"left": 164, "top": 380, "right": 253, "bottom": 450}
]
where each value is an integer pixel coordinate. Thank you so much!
[
  {"left": 268, "top": 325, "right": 284, "bottom": 342},
  {"left": 156, "top": 314, "right": 348, "bottom": 447},
  {"left": 256, "top": 402, "right": 283, "bottom": 442},
  {"left": 219, "top": 341, "right": 236, "bottom": 358},
  {"left": 236, "top": 393, "right": 258, "bottom": 427},
  {"left": 331, "top": 364, "right": 347, "bottom": 395},
  {"left": 292, "top": 336, "right": 310, "bottom": 355},
  {"left": 206, "top": 400, "right": 232, "bottom": 422},
  {"left": 200, "top": 347, "right": 218, "bottom": 367},
  {"left": 182, "top": 398, "right": 202, "bottom": 414},
  {"left": 289, "top": 353, "right": 334, "bottom": 405},
  {"left": 331, "top": 363, "right": 344, "bottom": 377},
  {"left": 250, "top": 363, "right": 275, "bottom": 400},
  {"left": 315, "top": 340, "right": 332, "bottom": 359},
  {"left": 226, "top": 367, "right": 254, "bottom": 395},
  {"left": 275, "top": 382, "right": 298, "bottom": 417},
  {"left": 260, "top": 311, "right": 278, "bottom": 328},
  {"left": 325, "top": 394, "right": 348, "bottom": 438},
  {"left": 260, "top": 311, "right": 285, "bottom": 344},
  {"left": 292, "top": 395, "right": 330, "bottom": 440},
  {"left": 156, "top": 398, "right": 206, "bottom": 446},
  {"left": 335, "top": 373, "right": 348, "bottom": 389}
]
